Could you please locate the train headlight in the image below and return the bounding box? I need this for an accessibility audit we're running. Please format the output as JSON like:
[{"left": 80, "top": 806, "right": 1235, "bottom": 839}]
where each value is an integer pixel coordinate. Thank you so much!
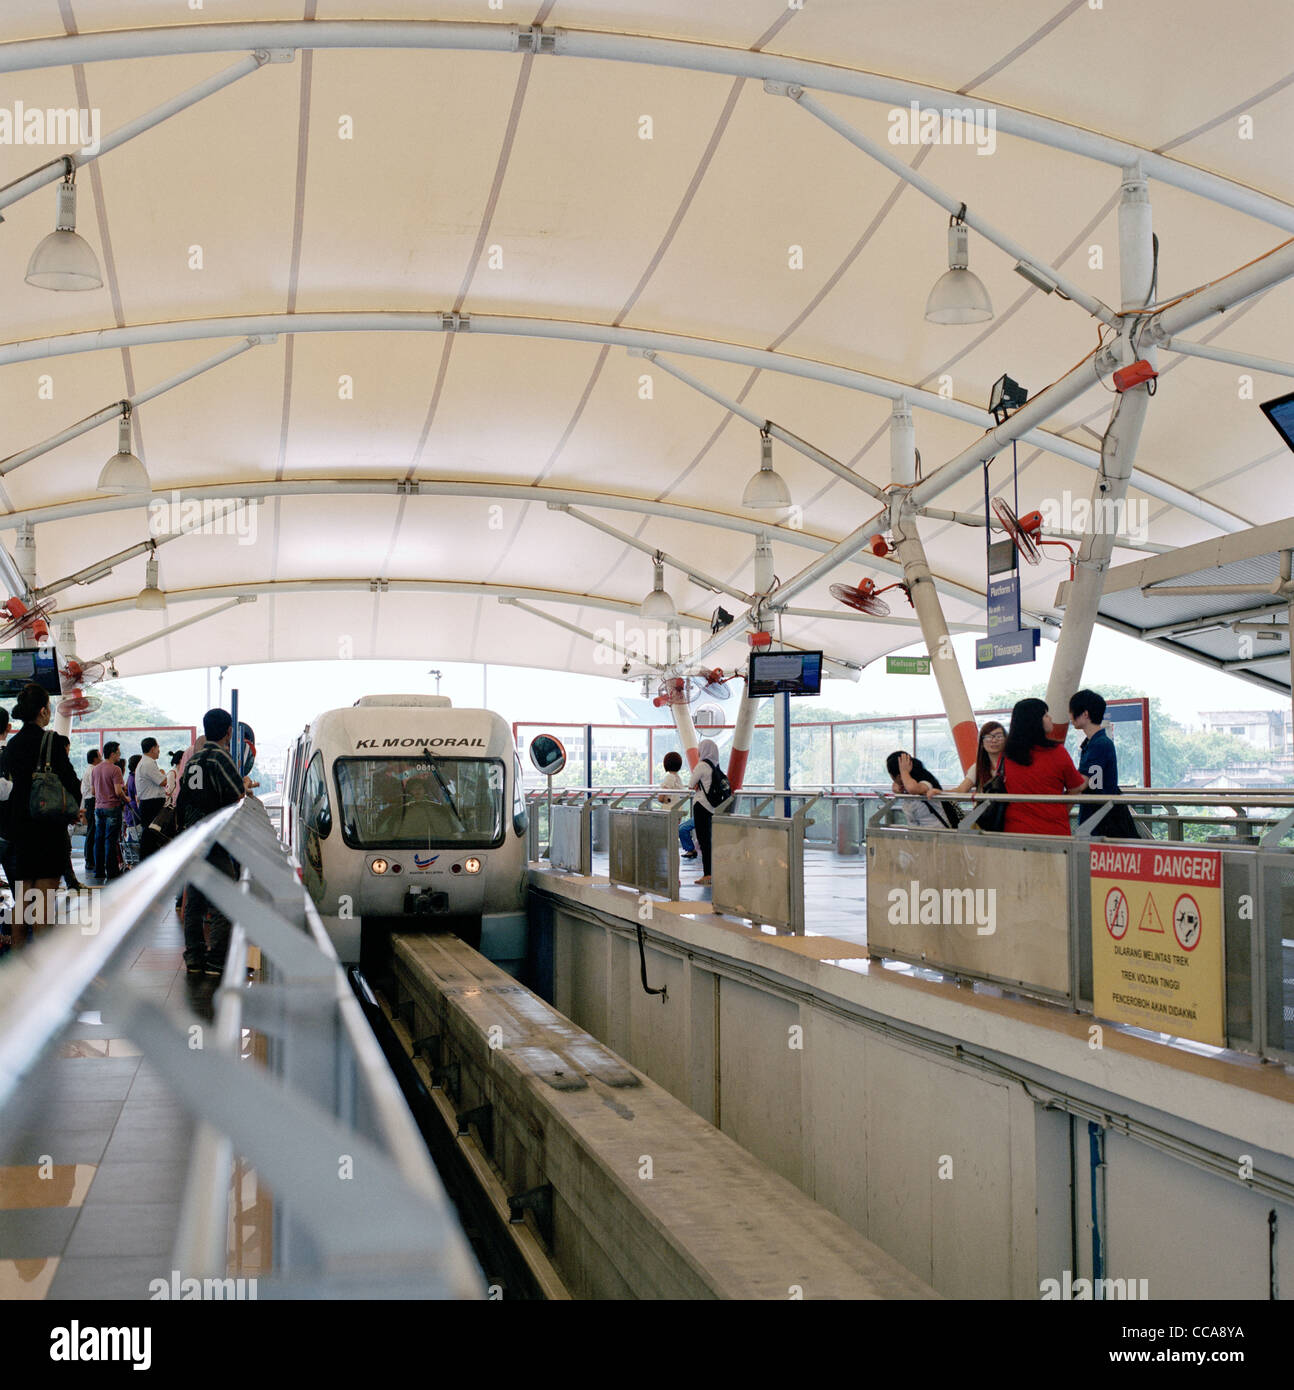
[
  {"left": 370, "top": 858, "right": 389, "bottom": 875},
  {"left": 464, "top": 857, "right": 482, "bottom": 874}
]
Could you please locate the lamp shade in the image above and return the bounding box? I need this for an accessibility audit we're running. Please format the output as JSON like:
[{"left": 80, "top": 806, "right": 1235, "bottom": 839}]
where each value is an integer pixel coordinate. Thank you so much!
[
  {"left": 741, "top": 466, "right": 793, "bottom": 509},
  {"left": 742, "top": 432, "right": 793, "bottom": 510},
  {"left": 25, "top": 181, "right": 102, "bottom": 291},
  {"left": 640, "top": 559, "right": 676, "bottom": 622},
  {"left": 925, "top": 221, "right": 993, "bottom": 325},
  {"left": 135, "top": 555, "right": 165, "bottom": 611},
  {"left": 98, "top": 415, "right": 150, "bottom": 496}
]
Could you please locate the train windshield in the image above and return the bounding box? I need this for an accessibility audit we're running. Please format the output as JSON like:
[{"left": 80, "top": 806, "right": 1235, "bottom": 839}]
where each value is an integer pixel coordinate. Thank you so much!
[{"left": 333, "top": 756, "right": 506, "bottom": 848}]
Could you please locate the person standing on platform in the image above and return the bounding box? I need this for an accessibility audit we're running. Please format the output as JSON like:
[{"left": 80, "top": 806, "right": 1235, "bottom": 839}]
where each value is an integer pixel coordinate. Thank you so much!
[
  {"left": 1070, "top": 689, "right": 1138, "bottom": 838},
  {"left": 80, "top": 749, "right": 101, "bottom": 882},
  {"left": 1, "top": 683, "right": 84, "bottom": 946},
  {"left": 135, "top": 738, "right": 168, "bottom": 858},
  {"left": 686, "top": 737, "right": 730, "bottom": 887},
  {"left": 1001, "top": 698, "right": 1087, "bottom": 837},
  {"left": 177, "top": 709, "right": 245, "bottom": 978},
  {"left": 90, "top": 741, "right": 127, "bottom": 881},
  {"left": 56, "top": 735, "right": 84, "bottom": 891}
]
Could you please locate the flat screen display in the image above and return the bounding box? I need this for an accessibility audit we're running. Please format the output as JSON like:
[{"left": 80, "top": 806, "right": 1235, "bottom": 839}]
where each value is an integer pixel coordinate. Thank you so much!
[
  {"left": 0, "top": 646, "right": 61, "bottom": 697},
  {"left": 1260, "top": 390, "right": 1294, "bottom": 454},
  {"left": 747, "top": 650, "right": 823, "bottom": 697}
]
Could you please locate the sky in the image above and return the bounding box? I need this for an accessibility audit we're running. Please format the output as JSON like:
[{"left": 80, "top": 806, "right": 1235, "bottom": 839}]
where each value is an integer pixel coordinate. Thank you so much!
[{"left": 114, "top": 622, "right": 1289, "bottom": 763}]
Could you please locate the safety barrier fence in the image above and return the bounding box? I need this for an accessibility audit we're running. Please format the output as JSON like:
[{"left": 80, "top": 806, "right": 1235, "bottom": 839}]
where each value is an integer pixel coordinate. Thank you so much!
[
  {"left": 711, "top": 792, "right": 821, "bottom": 934},
  {"left": 0, "top": 797, "right": 482, "bottom": 1299},
  {"left": 514, "top": 698, "right": 1152, "bottom": 794},
  {"left": 607, "top": 795, "right": 691, "bottom": 902},
  {"left": 868, "top": 790, "right": 1294, "bottom": 1065}
]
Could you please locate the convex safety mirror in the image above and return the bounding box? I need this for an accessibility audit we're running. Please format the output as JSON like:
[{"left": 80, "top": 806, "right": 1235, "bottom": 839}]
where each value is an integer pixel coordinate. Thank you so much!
[{"left": 529, "top": 734, "right": 567, "bottom": 777}]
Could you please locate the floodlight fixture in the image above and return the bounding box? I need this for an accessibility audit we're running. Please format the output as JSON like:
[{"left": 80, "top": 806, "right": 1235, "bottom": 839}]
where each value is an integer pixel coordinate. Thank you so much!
[{"left": 988, "top": 374, "right": 1029, "bottom": 425}]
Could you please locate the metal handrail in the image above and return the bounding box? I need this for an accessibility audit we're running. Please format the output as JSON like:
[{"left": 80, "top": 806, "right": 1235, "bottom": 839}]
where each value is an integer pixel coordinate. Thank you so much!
[
  {"left": 0, "top": 796, "right": 484, "bottom": 1298},
  {"left": 0, "top": 799, "right": 246, "bottom": 1117}
]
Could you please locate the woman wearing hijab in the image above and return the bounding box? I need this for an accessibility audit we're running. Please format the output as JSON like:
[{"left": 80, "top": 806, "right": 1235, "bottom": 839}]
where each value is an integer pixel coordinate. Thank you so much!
[{"left": 686, "top": 738, "right": 726, "bottom": 886}]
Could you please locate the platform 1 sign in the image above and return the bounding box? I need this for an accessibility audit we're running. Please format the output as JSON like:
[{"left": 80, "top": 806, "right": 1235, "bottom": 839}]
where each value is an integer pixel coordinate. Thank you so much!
[{"left": 1089, "top": 844, "right": 1224, "bottom": 1046}]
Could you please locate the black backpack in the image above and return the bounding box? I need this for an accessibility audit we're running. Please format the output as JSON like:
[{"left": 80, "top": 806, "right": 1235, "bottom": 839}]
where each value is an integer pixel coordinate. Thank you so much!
[{"left": 702, "top": 758, "right": 732, "bottom": 809}]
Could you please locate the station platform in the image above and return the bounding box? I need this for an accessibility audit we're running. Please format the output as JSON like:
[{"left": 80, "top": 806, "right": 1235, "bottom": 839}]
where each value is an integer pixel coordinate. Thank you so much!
[{"left": 527, "top": 829, "right": 1294, "bottom": 1301}]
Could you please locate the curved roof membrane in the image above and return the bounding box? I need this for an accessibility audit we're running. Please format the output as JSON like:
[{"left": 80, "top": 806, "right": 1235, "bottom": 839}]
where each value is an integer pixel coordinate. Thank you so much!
[{"left": 0, "top": 2, "right": 1290, "bottom": 685}]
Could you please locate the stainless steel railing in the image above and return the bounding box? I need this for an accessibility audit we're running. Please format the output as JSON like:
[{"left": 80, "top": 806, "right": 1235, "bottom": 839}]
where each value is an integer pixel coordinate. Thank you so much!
[{"left": 0, "top": 796, "right": 483, "bottom": 1299}]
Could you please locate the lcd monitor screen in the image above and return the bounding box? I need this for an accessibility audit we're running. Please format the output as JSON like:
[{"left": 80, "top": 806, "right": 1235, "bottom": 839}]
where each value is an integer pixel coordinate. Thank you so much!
[
  {"left": 0, "top": 646, "right": 61, "bottom": 698},
  {"left": 1260, "top": 390, "right": 1294, "bottom": 454},
  {"left": 747, "top": 650, "right": 823, "bottom": 697}
]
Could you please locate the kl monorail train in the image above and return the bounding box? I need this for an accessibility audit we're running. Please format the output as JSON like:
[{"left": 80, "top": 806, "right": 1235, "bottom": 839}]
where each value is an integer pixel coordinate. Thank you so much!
[{"left": 282, "top": 695, "right": 530, "bottom": 975}]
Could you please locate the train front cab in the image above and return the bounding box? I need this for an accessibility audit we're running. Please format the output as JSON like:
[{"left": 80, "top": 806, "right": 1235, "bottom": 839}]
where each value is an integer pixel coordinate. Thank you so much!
[{"left": 287, "top": 731, "right": 529, "bottom": 985}]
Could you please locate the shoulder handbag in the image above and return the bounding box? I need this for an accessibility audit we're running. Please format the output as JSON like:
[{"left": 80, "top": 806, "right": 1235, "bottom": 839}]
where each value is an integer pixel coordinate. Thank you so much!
[
  {"left": 30, "top": 730, "right": 79, "bottom": 821},
  {"left": 976, "top": 759, "right": 1007, "bottom": 833}
]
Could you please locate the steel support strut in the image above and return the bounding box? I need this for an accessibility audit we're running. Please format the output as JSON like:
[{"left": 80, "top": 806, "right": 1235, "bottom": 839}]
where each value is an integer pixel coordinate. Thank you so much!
[
  {"left": 1045, "top": 167, "right": 1157, "bottom": 729},
  {"left": 890, "top": 498, "right": 979, "bottom": 772}
]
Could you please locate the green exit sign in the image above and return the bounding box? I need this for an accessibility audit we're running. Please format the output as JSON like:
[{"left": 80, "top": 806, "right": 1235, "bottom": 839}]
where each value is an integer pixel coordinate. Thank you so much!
[{"left": 886, "top": 655, "right": 931, "bottom": 676}]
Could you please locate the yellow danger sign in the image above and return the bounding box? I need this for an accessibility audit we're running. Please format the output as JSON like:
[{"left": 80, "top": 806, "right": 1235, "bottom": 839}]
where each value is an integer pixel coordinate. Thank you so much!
[{"left": 1089, "top": 844, "right": 1225, "bottom": 1046}]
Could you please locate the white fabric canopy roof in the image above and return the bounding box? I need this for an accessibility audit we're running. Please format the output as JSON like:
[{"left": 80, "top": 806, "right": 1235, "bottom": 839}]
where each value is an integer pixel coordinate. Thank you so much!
[{"left": 0, "top": 2, "right": 1290, "bottom": 689}]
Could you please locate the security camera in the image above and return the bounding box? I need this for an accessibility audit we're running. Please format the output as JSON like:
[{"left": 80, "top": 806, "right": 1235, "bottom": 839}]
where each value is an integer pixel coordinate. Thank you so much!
[{"left": 621, "top": 660, "right": 631, "bottom": 675}]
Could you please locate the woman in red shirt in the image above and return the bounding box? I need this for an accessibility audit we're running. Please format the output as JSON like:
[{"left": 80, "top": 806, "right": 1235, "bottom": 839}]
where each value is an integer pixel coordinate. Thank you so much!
[{"left": 1002, "top": 698, "right": 1086, "bottom": 836}]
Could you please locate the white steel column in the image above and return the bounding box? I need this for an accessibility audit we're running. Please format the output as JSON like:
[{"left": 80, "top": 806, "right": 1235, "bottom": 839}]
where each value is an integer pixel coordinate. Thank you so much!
[
  {"left": 14, "top": 522, "right": 36, "bottom": 593},
  {"left": 52, "top": 619, "right": 76, "bottom": 736},
  {"left": 889, "top": 402, "right": 980, "bottom": 771},
  {"left": 1046, "top": 166, "right": 1157, "bottom": 730},
  {"left": 727, "top": 689, "right": 759, "bottom": 790},
  {"left": 665, "top": 621, "right": 699, "bottom": 768},
  {"left": 728, "top": 533, "right": 776, "bottom": 789},
  {"left": 890, "top": 499, "right": 980, "bottom": 772}
]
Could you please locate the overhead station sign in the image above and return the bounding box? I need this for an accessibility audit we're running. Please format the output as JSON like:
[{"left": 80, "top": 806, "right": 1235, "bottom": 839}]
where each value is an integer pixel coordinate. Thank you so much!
[
  {"left": 886, "top": 655, "right": 930, "bottom": 675},
  {"left": 975, "top": 626, "right": 1040, "bottom": 670},
  {"left": 1089, "top": 844, "right": 1225, "bottom": 1046}
]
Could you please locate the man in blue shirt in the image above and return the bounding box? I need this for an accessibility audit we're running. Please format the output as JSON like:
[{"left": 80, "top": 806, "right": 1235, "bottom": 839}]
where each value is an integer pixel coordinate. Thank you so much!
[{"left": 1070, "top": 688, "right": 1136, "bottom": 836}]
